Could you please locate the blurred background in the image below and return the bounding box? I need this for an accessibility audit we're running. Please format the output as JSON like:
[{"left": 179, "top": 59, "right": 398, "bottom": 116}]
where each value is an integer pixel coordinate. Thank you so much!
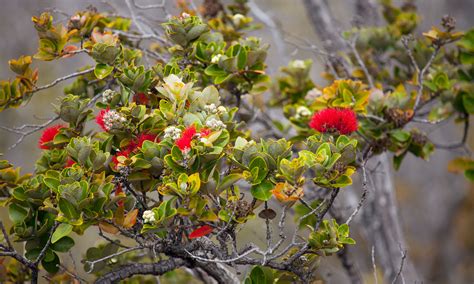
[{"left": 0, "top": 0, "right": 473, "bottom": 283}]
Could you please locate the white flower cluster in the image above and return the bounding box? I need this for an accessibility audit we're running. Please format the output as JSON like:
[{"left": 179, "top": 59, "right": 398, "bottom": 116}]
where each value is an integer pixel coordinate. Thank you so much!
[
  {"left": 232, "top": 13, "right": 245, "bottom": 26},
  {"left": 143, "top": 210, "right": 156, "bottom": 224},
  {"left": 204, "top": 103, "right": 227, "bottom": 114},
  {"left": 164, "top": 126, "right": 182, "bottom": 140},
  {"left": 295, "top": 106, "right": 312, "bottom": 120},
  {"left": 305, "top": 88, "right": 322, "bottom": 102},
  {"left": 103, "top": 110, "right": 127, "bottom": 131},
  {"left": 291, "top": 60, "right": 306, "bottom": 69},
  {"left": 102, "top": 89, "right": 117, "bottom": 103},
  {"left": 211, "top": 54, "right": 223, "bottom": 64},
  {"left": 206, "top": 118, "right": 226, "bottom": 130},
  {"left": 181, "top": 12, "right": 190, "bottom": 18},
  {"left": 204, "top": 103, "right": 217, "bottom": 113}
]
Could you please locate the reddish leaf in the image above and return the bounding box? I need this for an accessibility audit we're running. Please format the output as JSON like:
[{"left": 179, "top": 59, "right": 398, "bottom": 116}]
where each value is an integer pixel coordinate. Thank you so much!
[
  {"left": 123, "top": 209, "right": 138, "bottom": 229},
  {"left": 99, "top": 222, "right": 119, "bottom": 235},
  {"left": 62, "top": 45, "right": 79, "bottom": 58},
  {"left": 189, "top": 225, "right": 213, "bottom": 239}
]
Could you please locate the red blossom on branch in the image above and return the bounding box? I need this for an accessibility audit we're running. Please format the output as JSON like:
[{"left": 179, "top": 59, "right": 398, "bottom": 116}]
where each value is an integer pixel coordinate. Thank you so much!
[
  {"left": 200, "top": 128, "right": 212, "bottom": 137},
  {"left": 309, "top": 108, "right": 358, "bottom": 135},
  {"left": 189, "top": 225, "right": 213, "bottom": 239},
  {"left": 112, "top": 149, "right": 131, "bottom": 167},
  {"left": 96, "top": 108, "right": 109, "bottom": 131},
  {"left": 65, "top": 158, "right": 76, "bottom": 168},
  {"left": 132, "top": 92, "right": 150, "bottom": 105},
  {"left": 175, "top": 125, "right": 196, "bottom": 151},
  {"left": 38, "top": 125, "right": 65, "bottom": 149}
]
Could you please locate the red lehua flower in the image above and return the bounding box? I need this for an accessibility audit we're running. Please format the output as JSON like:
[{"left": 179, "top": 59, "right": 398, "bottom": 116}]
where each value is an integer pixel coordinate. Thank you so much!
[
  {"left": 65, "top": 158, "right": 76, "bottom": 168},
  {"left": 133, "top": 92, "right": 150, "bottom": 105},
  {"left": 96, "top": 108, "right": 109, "bottom": 131},
  {"left": 175, "top": 125, "right": 196, "bottom": 151},
  {"left": 189, "top": 225, "right": 213, "bottom": 239},
  {"left": 200, "top": 128, "right": 212, "bottom": 137},
  {"left": 38, "top": 125, "right": 64, "bottom": 149},
  {"left": 112, "top": 149, "right": 131, "bottom": 167},
  {"left": 309, "top": 108, "right": 358, "bottom": 135}
]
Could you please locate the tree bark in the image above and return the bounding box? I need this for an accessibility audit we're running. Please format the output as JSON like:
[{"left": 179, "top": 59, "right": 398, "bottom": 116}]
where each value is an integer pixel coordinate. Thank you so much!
[
  {"left": 302, "top": 0, "right": 345, "bottom": 51},
  {"left": 95, "top": 258, "right": 187, "bottom": 284},
  {"left": 361, "top": 154, "right": 419, "bottom": 283}
]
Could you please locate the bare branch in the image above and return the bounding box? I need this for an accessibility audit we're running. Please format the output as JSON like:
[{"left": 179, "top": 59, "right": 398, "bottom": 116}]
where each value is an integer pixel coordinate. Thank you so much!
[
  {"left": 302, "top": 0, "right": 345, "bottom": 51},
  {"left": 372, "top": 245, "right": 378, "bottom": 284},
  {"left": 34, "top": 222, "right": 59, "bottom": 265},
  {"left": 348, "top": 34, "right": 375, "bottom": 89},
  {"left": 95, "top": 258, "right": 187, "bottom": 284},
  {"left": 86, "top": 246, "right": 142, "bottom": 273},
  {"left": 31, "top": 67, "right": 95, "bottom": 94},
  {"left": 392, "top": 245, "right": 407, "bottom": 284},
  {"left": 346, "top": 160, "right": 369, "bottom": 225}
]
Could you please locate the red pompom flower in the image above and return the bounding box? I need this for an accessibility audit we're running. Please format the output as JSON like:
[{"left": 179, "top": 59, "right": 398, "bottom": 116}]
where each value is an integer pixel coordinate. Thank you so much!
[
  {"left": 112, "top": 149, "right": 131, "bottom": 167},
  {"left": 38, "top": 125, "right": 64, "bottom": 149},
  {"left": 96, "top": 108, "right": 109, "bottom": 131},
  {"left": 309, "top": 108, "right": 358, "bottom": 135},
  {"left": 65, "top": 158, "right": 76, "bottom": 168},
  {"left": 175, "top": 125, "right": 196, "bottom": 152},
  {"left": 189, "top": 225, "right": 213, "bottom": 239},
  {"left": 199, "top": 128, "right": 212, "bottom": 137}
]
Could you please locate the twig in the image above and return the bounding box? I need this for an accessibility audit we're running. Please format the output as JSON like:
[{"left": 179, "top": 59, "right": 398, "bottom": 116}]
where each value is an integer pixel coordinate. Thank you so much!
[
  {"left": 85, "top": 246, "right": 141, "bottom": 273},
  {"left": 35, "top": 222, "right": 59, "bottom": 265},
  {"left": 372, "top": 245, "right": 378, "bottom": 284},
  {"left": 31, "top": 67, "right": 94, "bottom": 94},
  {"left": 0, "top": 221, "right": 13, "bottom": 249},
  {"left": 402, "top": 36, "right": 440, "bottom": 111},
  {"left": 346, "top": 161, "right": 369, "bottom": 225},
  {"left": 433, "top": 116, "right": 469, "bottom": 149},
  {"left": 132, "top": 0, "right": 166, "bottom": 10},
  {"left": 392, "top": 244, "right": 407, "bottom": 284},
  {"left": 348, "top": 34, "right": 374, "bottom": 89}
]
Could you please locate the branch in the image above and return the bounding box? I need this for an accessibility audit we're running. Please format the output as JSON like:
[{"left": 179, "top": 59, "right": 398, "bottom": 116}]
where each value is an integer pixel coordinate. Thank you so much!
[
  {"left": 433, "top": 116, "right": 470, "bottom": 150},
  {"left": 372, "top": 245, "right": 378, "bottom": 284},
  {"left": 34, "top": 222, "right": 59, "bottom": 265},
  {"left": 86, "top": 246, "right": 142, "bottom": 273},
  {"left": 348, "top": 34, "right": 375, "bottom": 89},
  {"left": 402, "top": 36, "right": 440, "bottom": 111},
  {"left": 346, "top": 160, "right": 369, "bottom": 225},
  {"left": 95, "top": 258, "right": 187, "bottom": 284},
  {"left": 392, "top": 245, "right": 407, "bottom": 284},
  {"left": 302, "top": 0, "right": 345, "bottom": 51},
  {"left": 31, "top": 67, "right": 94, "bottom": 94},
  {"left": 2, "top": 79, "right": 108, "bottom": 149}
]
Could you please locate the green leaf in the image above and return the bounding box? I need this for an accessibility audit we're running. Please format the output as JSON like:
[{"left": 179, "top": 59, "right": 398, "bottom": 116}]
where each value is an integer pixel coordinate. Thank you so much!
[
  {"left": 250, "top": 180, "right": 273, "bottom": 201},
  {"left": 465, "top": 169, "right": 474, "bottom": 181},
  {"left": 52, "top": 223, "right": 73, "bottom": 244},
  {"left": 51, "top": 235, "right": 74, "bottom": 252},
  {"left": 391, "top": 130, "right": 411, "bottom": 142},
  {"left": 217, "top": 173, "right": 243, "bottom": 191},
  {"left": 44, "top": 178, "right": 60, "bottom": 191},
  {"left": 94, "top": 64, "right": 114, "bottom": 79},
  {"left": 204, "top": 64, "right": 227, "bottom": 77},
  {"left": 42, "top": 252, "right": 60, "bottom": 273},
  {"left": 58, "top": 198, "right": 79, "bottom": 220},
  {"left": 8, "top": 203, "right": 28, "bottom": 224},
  {"left": 249, "top": 156, "right": 268, "bottom": 184},
  {"left": 246, "top": 265, "right": 274, "bottom": 284},
  {"left": 237, "top": 48, "right": 248, "bottom": 70}
]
